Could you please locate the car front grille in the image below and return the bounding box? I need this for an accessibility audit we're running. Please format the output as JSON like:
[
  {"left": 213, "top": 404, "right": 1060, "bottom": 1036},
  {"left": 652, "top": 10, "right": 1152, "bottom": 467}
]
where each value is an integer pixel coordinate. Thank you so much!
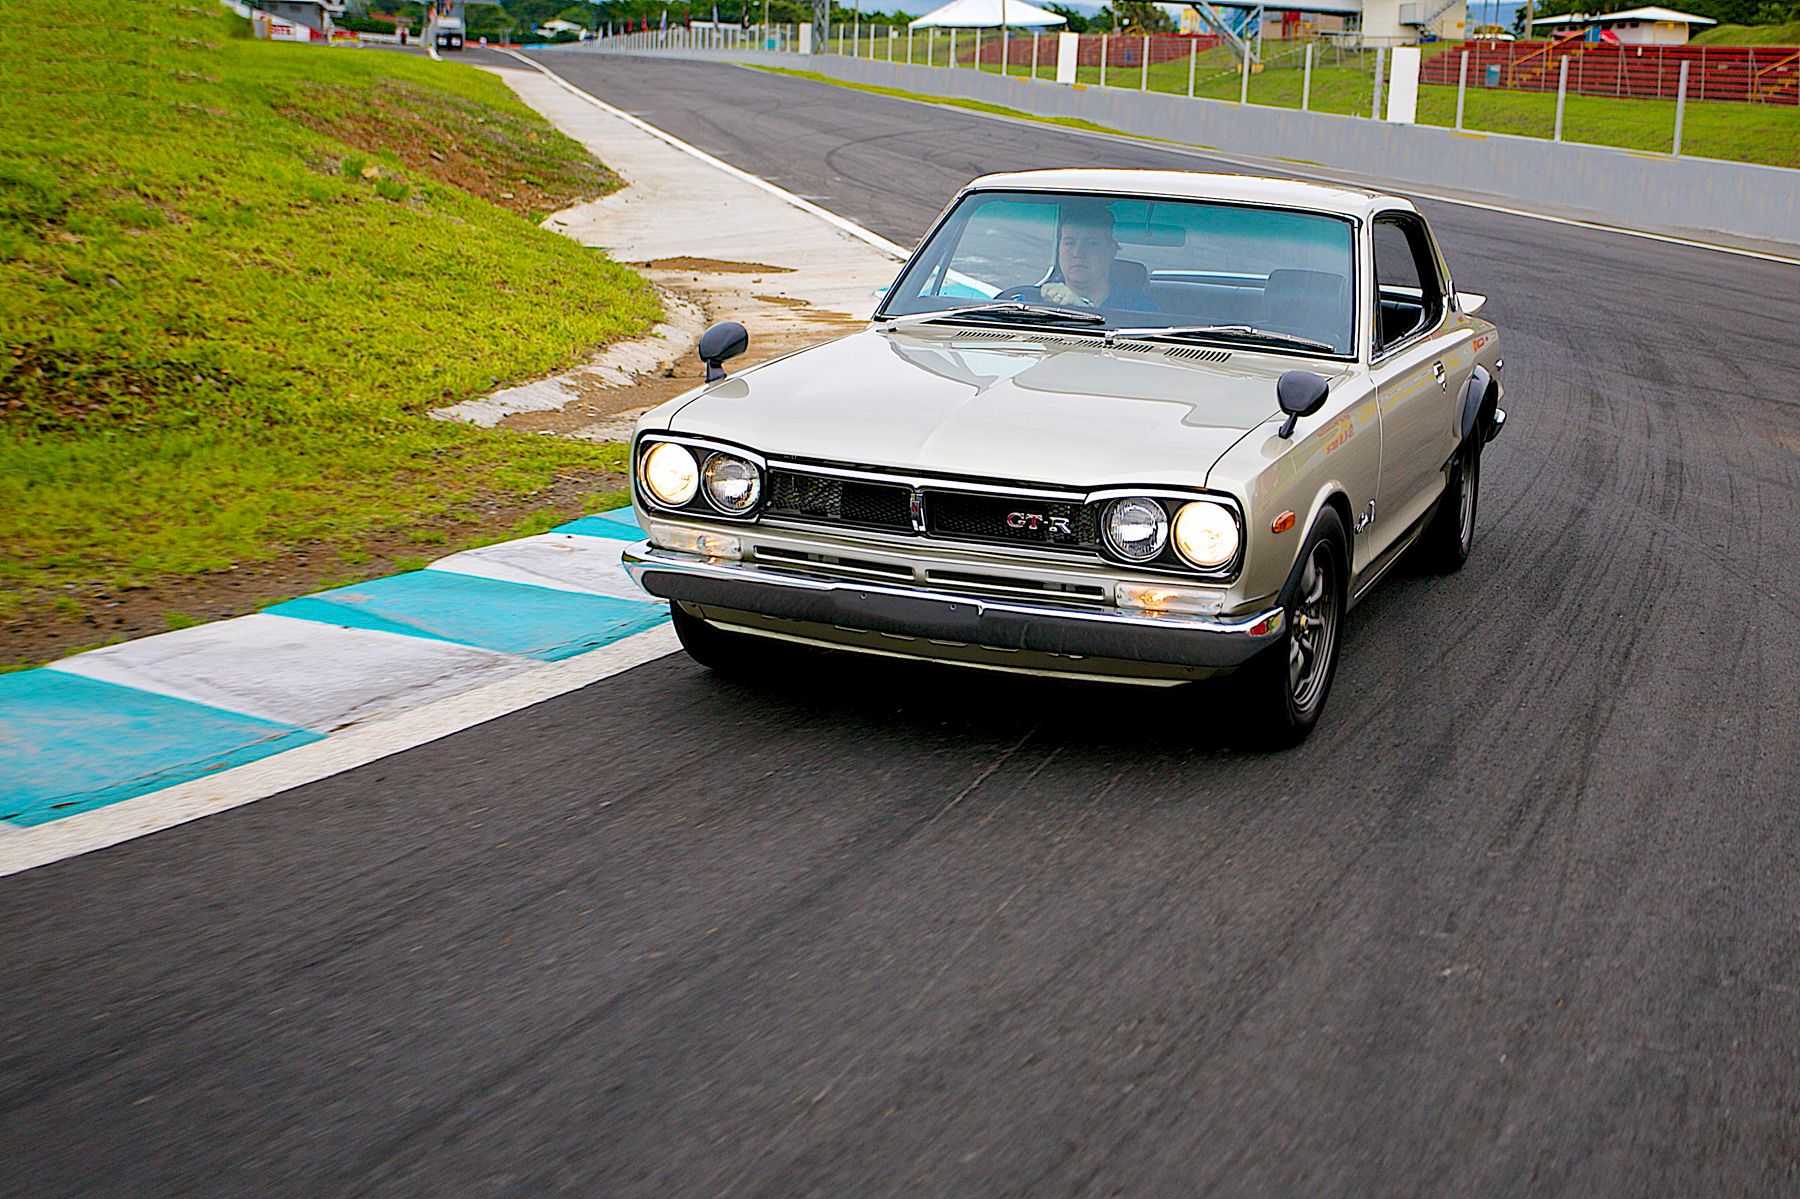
[
  {"left": 762, "top": 463, "right": 1103, "bottom": 557},
  {"left": 765, "top": 470, "right": 912, "bottom": 532},
  {"left": 927, "top": 492, "right": 1096, "bottom": 552}
]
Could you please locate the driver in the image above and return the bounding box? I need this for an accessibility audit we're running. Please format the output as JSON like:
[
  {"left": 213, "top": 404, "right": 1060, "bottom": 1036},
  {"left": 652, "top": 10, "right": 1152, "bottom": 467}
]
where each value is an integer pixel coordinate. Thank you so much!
[{"left": 1039, "top": 204, "right": 1158, "bottom": 311}]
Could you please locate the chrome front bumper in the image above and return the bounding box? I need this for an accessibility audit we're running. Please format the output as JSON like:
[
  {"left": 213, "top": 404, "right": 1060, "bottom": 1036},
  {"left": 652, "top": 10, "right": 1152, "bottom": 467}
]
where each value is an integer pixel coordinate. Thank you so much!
[{"left": 623, "top": 540, "right": 1284, "bottom": 671}]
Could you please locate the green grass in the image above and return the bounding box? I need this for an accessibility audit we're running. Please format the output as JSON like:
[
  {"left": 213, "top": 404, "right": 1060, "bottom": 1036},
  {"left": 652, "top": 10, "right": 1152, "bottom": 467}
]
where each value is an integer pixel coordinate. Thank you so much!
[
  {"left": 1693, "top": 21, "right": 1800, "bottom": 46},
  {"left": 751, "top": 66, "right": 1124, "bottom": 135},
  {"left": 820, "top": 38, "right": 1800, "bottom": 168},
  {"left": 1, "top": 1, "right": 660, "bottom": 606}
]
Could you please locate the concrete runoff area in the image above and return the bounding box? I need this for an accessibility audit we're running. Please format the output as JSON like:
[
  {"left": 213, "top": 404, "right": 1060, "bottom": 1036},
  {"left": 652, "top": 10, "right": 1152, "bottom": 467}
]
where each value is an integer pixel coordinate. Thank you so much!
[
  {"left": 443, "top": 61, "right": 904, "bottom": 441},
  {"left": 1, "top": 51, "right": 1796, "bottom": 1199}
]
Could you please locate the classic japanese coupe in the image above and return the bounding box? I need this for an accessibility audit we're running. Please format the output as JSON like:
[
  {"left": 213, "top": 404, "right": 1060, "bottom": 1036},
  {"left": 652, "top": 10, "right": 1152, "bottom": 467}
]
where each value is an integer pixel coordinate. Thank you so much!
[{"left": 623, "top": 170, "right": 1505, "bottom": 744}]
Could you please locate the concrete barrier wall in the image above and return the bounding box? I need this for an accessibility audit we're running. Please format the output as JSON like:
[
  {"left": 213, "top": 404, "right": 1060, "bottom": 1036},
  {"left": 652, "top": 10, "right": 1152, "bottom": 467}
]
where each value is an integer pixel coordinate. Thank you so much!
[{"left": 586, "top": 46, "right": 1800, "bottom": 247}]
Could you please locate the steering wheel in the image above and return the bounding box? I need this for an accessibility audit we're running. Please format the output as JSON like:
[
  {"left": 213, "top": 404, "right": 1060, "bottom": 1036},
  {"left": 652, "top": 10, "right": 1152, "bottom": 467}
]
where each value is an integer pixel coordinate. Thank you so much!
[{"left": 994, "top": 285, "right": 1042, "bottom": 303}]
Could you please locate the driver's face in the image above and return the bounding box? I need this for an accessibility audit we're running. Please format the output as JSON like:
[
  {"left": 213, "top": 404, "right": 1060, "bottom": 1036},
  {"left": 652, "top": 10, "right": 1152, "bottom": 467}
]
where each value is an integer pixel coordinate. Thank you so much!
[{"left": 1058, "top": 225, "right": 1117, "bottom": 297}]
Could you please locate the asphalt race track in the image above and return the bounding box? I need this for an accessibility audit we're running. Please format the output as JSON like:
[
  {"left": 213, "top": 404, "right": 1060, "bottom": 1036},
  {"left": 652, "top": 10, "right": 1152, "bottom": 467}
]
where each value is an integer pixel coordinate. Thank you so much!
[{"left": 2, "top": 54, "right": 1796, "bottom": 1198}]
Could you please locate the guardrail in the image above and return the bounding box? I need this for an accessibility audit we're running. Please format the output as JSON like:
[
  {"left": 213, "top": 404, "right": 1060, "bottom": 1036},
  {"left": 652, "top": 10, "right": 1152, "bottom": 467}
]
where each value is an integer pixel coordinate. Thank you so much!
[{"left": 577, "top": 41, "right": 1798, "bottom": 246}]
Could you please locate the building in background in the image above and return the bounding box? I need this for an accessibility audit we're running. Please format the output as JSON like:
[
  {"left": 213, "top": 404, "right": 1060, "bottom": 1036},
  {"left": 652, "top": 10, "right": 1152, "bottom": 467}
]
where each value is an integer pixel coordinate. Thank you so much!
[
  {"left": 1527, "top": 6, "right": 1716, "bottom": 45},
  {"left": 1168, "top": 2, "right": 1468, "bottom": 47}
]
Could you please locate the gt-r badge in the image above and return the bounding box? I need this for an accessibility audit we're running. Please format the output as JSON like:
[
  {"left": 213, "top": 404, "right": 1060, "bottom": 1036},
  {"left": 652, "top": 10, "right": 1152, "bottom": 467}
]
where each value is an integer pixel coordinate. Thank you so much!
[{"left": 1007, "top": 512, "right": 1073, "bottom": 534}]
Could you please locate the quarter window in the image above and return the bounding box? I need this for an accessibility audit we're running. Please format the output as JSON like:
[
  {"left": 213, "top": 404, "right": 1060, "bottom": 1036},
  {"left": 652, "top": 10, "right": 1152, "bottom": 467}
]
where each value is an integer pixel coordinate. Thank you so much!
[{"left": 1372, "top": 215, "right": 1445, "bottom": 353}]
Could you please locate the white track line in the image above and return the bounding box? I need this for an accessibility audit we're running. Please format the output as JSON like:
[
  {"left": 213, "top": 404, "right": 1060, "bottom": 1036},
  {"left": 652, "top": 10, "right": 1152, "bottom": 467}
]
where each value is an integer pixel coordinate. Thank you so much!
[
  {"left": 0, "top": 626, "right": 680, "bottom": 877},
  {"left": 496, "top": 48, "right": 910, "bottom": 260},
  {"left": 713, "top": 60, "right": 1800, "bottom": 267}
]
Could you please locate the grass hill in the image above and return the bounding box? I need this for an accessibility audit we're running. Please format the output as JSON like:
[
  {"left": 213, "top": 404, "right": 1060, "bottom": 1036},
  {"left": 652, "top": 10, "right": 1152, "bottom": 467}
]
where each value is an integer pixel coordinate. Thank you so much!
[
  {"left": 1, "top": 2, "right": 660, "bottom": 662},
  {"left": 1692, "top": 20, "right": 1800, "bottom": 45}
]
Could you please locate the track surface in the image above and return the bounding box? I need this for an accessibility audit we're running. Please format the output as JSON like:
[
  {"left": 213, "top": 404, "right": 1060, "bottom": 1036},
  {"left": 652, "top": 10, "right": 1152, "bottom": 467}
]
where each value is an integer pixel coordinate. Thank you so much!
[{"left": 3, "top": 55, "right": 1796, "bottom": 1197}]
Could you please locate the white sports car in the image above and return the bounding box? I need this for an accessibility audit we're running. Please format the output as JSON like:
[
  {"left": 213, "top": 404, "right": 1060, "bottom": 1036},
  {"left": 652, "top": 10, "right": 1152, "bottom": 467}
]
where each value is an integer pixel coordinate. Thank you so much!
[{"left": 625, "top": 170, "right": 1505, "bottom": 744}]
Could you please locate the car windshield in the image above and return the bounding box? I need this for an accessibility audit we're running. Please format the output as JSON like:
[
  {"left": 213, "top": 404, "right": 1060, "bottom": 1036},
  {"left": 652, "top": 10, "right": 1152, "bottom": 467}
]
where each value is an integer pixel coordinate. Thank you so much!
[{"left": 879, "top": 190, "right": 1357, "bottom": 356}]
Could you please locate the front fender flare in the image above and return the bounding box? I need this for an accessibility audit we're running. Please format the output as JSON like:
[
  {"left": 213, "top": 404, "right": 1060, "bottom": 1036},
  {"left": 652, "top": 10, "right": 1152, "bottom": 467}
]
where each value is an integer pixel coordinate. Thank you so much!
[{"left": 1458, "top": 365, "right": 1497, "bottom": 444}]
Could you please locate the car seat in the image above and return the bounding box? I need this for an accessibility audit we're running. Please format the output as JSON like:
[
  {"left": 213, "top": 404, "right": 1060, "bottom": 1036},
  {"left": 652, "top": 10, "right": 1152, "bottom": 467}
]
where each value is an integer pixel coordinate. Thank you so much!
[{"left": 1260, "top": 269, "right": 1349, "bottom": 350}]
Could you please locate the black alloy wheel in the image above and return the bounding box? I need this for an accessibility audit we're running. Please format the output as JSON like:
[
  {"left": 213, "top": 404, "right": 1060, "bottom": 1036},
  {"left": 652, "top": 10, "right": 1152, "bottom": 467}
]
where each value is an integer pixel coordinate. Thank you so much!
[{"left": 1236, "top": 507, "right": 1348, "bottom": 748}]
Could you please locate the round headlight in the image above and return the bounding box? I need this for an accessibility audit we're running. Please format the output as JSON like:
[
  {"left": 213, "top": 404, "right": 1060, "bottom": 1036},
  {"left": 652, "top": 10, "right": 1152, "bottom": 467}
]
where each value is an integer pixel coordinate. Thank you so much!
[
  {"left": 641, "top": 441, "right": 699, "bottom": 507},
  {"left": 702, "top": 452, "right": 762, "bottom": 514},
  {"left": 1172, "top": 501, "right": 1239, "bottom": 568},
  {"left": 1104, "top": 497, "right": 1169, "bottom": 562}
]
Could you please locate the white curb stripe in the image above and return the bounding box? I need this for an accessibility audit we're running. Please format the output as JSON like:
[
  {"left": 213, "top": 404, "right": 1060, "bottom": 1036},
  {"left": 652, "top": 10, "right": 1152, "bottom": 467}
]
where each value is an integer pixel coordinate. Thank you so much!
[
  {"left": 47, "top": 614, "right": 532, "bottom": 734},
  {"left": 425, "top": 533, "right": 651, "bottom": 601},
  {"left": 495, "top": 47, "right": 912, "bottom": 261},
  {"left": 1, "top": 625, "right": 681, "bottom": 877}
]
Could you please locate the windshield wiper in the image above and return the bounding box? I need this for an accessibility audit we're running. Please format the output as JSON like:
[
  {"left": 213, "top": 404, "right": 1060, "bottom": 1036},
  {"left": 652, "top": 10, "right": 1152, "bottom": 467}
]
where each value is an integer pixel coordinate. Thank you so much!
[
  {"left": 882, "top": 302, "right": 1108, "bottom": 330},
  {"left": 1110, "top": 324, "right": 1338, "bottom": 354}
]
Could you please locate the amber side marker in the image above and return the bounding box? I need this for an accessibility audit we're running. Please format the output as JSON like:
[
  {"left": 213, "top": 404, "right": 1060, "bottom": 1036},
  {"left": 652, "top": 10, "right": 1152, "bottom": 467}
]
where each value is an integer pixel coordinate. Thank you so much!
[{"left": 1271, "top": 511, "right": 1297, "bottom": 534}]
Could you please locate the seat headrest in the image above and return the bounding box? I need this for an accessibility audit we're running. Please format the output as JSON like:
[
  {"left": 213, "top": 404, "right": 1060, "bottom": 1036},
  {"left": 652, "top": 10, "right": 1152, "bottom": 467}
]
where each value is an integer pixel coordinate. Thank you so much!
[
  {"left": 1262, "top": 269, "right": 1349, "bottom": 349},
  {"left": 1113, "top": 259, "right": 1150, "bottom": 291}
]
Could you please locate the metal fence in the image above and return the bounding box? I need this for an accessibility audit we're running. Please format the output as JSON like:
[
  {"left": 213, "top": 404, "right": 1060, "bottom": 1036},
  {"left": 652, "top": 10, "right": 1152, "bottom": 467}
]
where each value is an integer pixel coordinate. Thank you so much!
[
  {"left": 586, "top": 30, "right": 1798, "bottom": 162},
  {"left": 1420, "top": 39, "right": 1798, "bottom": 105}
]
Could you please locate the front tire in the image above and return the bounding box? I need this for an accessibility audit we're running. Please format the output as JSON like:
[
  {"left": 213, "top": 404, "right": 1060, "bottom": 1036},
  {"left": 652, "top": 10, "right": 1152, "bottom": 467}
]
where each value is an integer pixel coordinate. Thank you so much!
[
  {"left": 1236, "top": 509, "right": 1347, "bottom": 748},
  {"left": 669, "top": 602, "right": 768, "bottom": 675}
]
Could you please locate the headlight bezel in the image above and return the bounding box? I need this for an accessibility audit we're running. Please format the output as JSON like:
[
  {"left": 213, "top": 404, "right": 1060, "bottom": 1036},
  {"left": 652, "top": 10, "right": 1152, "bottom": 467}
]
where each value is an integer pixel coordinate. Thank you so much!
[
  {"left": 634, "top": 433, "right": 767, "bottom": 522},
  {"left": 1101, "top": 496, "right": 1170, "bottom": 563},
  {"left": 701, "top": 450, "right": 763, "bottom": 515},
  {"left": 1090, "top": 488, "right": 1246, "bottom": 580}
]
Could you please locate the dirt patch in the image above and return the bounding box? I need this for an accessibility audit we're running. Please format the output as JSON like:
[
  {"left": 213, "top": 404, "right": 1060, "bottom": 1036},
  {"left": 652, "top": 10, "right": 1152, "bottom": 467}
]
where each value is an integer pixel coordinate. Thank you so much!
[
  {"left": 284, "top": 80, "right": 620, "bottom": 220},
  {"left": 639, "top": 257, "right": 793, "bottom": 275},
  {"left": 1, "top": 468, "right": 627, "bottom": 670},
  {"left": 493, "top": 268, "right": 868, "bottom": 442}
]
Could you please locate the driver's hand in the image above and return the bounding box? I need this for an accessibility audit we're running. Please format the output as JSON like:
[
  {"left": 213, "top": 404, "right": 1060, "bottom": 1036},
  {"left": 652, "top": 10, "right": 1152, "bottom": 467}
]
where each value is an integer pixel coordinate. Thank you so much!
[{"left": 1041, "top": 282, "right": 1086, "bottom": 306}]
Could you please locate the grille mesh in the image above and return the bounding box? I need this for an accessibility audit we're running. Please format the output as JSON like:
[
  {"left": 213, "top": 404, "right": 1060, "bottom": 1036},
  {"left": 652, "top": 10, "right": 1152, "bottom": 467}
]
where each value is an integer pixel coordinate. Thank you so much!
[
  {"left": 765, "top": 471, "right": 910, "bottom": 530},
  {"left": 928, "top": 493, "right": 1096, "bottom": 550},
  {"left": 764, "top": 467, "right": 1105, "bottom": 555}
]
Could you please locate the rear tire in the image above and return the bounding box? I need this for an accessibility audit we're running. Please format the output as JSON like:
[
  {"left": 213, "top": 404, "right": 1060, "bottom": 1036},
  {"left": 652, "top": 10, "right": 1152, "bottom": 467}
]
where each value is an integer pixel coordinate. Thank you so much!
[
  {"left": 1418, "top": 438, "right": 1480, "bottom": 573},
  {"left": 1235, "top": 508, "right": 1348, "bottom": 749},
  {"left": 669, "top": 602, "right": 768, "bottom": 675}
]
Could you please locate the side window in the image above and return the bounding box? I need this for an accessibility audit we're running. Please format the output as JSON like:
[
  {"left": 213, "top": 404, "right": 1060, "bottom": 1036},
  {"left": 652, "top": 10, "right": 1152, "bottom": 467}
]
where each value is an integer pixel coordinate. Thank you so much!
[{"left": 1372, "top": 215, "right": 1445, "bottom": 353}]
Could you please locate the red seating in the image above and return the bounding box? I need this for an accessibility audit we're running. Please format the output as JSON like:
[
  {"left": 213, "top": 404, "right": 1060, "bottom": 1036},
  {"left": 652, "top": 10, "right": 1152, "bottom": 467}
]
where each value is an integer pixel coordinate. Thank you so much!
[{"left": 1420, "top": 40, "right": 1799, "bottom": 105}]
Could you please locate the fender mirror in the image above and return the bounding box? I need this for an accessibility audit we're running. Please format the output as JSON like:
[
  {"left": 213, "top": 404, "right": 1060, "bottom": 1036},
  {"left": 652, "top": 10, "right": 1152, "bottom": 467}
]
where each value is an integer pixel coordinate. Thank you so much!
[
  {"left": 1458, "top": 291, "right": 1487, "bottom": 315},
  {"left": 1276, "top": 370, "right": 1330, "bottom": 440},
  {"left": 698, "top": 321, "right": 748, "bottom": 382}
]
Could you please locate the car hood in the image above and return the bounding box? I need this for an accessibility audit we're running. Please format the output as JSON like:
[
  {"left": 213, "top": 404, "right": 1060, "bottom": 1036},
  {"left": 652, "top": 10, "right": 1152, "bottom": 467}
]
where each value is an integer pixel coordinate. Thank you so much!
[{"left": 665, "top": 328, "right": 1319, "bottom": 488}]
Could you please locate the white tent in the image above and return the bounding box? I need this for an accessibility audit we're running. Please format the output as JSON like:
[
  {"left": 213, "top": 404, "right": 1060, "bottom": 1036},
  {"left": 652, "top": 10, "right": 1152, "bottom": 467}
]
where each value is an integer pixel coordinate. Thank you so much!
[{"left": 909, "top": 0, "right": 1067, "bottom": 28}]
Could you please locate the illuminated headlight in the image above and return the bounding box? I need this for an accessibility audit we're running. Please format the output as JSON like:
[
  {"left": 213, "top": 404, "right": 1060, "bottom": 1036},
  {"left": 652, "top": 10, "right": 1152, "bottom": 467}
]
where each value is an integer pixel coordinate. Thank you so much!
[
  {"left": 640, "top": 441, "right": 699, "bottom": 507},
  {"left": 702, "top": 452, "right": 762, "bottom": 515},
  {"left": 1172, "top": 500, "right": 1240, "bottom": 569},
  {"left": 1104, "top": 497, "right": 1168, "bottom": 562}
]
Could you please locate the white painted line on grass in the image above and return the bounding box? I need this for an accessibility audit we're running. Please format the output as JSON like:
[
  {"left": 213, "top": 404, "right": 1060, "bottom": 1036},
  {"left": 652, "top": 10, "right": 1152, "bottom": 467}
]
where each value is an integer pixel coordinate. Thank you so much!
[
  {"left": 494, "top": 48, "right": 911, "bottom": 261},
  {"left": 727, "top": 63, "right": 1800, "bottom": 268},
  {"left": 0, "top": 625, "right": 680, "bottom": 877}
]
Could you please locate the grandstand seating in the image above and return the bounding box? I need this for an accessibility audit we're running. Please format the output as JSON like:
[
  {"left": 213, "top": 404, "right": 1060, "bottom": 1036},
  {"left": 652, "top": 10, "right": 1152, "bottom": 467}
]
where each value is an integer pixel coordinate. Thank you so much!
[{"left": 1420, "top": 38, "right": 1799, "bottom": 105}]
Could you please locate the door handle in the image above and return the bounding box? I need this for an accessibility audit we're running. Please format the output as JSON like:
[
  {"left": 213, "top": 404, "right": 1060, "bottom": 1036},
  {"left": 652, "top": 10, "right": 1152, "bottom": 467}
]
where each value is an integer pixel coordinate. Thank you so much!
[{"left": 1431, "top": 360, "right": 1447, "bottom": 390}]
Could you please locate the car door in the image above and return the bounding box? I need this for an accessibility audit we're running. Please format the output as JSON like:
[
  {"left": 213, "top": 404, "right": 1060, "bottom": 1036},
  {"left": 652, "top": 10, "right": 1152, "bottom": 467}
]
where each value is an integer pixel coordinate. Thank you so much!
[{"left": 1367, "top": 212, "right": 1465, "bottom": 552}]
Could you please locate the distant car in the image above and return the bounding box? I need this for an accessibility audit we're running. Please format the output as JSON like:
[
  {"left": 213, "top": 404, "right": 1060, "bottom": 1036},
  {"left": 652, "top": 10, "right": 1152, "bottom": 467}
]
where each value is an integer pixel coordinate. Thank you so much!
[
  {"left": 434, "top": 17, "right": 464, "bottom": 50},
  {"left": 625, "top": 170, "right": 1506, "bottom": 744}
]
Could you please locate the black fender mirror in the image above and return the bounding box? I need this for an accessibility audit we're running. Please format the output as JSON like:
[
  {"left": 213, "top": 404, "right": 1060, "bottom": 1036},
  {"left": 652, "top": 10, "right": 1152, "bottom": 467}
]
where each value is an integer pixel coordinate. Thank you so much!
[
  {"left": 1276, "top": 369, "right": 1330, "bottom": 439},
  {"left": 698, "top": 321, "right": 748, "bottom": 382}
]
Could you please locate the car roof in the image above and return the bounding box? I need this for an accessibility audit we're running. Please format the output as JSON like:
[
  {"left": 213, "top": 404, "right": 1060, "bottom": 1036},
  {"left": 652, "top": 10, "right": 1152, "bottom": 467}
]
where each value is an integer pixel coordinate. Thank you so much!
[{"left": 963, "top": 169, "right": 1410, "bottom": 221}]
